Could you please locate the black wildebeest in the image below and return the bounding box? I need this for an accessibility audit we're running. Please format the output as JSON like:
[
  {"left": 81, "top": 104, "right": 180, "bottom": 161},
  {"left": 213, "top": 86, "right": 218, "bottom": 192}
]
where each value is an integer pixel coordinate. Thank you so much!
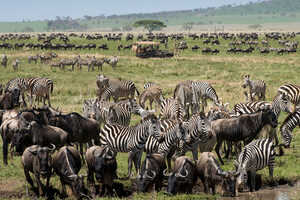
[
  {"left": 22, "top": 144, "right": 55, "bottom": 196},
  {"left": 137, "top": 153, "right": 166, "bottom": 193},
  {"left": 213, "top": 108, "right": 278, "bottom": 165},
  {"left": 196, "top": 152, "right": 238, "bottom": 196},
  {"left": 165, "top": 156, "right": 197, "bottom": 195},
  {"left": 85, "top": 146, "right": 119, "bottom": 196},
  {"left": 52, "top": 146, "right": 90, "bottom": 199}
]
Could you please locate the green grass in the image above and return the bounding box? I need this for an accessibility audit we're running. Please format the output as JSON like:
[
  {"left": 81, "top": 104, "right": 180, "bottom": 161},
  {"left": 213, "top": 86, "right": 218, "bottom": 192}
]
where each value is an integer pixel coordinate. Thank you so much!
[{"left": 1, "top": 34, "right": 300, "bottom": 199}]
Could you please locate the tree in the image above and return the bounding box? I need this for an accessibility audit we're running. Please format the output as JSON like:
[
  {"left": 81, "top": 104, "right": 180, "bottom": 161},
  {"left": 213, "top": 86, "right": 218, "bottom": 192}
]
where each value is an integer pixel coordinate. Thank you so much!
[
  {"left": 182, "top": 22, "right": 194, "bottom": 32},
  {"left": 133, "top": 19, "right": 166, "bottom": 33}
]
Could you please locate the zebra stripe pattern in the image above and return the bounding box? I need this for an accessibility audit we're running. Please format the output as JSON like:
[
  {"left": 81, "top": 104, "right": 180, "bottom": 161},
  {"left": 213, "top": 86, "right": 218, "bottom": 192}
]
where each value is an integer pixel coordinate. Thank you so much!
[
  {"left": 30, "top": 78, "right": 54, "bottom": 107},
  {"left": 280, "top": 109, "right": 300, "bottom": 147},
  {"left": 278, "top": 83, "right": 300, "bottom": 107},
  {"left": 5, "top": 78, "right": 30, "bottom": 106},
  {"left": 160, "top": 97, "right": 184, "bottom": 122},
  {"left": 242, "top": 75, "right": 266, "bottom": 101},
  {"left": 192, "top": 81, "right": 220, "bottom": 111},
  {"left": 235, "top": 138, "right": 275, "bottom": 191},
  {"left": 143, "top": 82, "right": 156, "bottom": 90}
]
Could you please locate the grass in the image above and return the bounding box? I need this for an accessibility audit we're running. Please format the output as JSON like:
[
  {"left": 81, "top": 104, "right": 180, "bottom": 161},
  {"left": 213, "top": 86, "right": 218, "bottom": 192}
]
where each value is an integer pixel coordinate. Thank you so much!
[{"left": 1, "top": 34, "right": 300, "bottom": 199}]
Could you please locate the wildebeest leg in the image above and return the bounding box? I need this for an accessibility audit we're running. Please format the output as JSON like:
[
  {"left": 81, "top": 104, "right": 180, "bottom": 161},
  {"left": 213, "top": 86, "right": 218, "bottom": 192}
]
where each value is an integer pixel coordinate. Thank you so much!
[
  {"left": 215, "top": 141, "right": 224, "bottom": 165},
  {"left": 3, "top": 137, "right": 8, "bottom": 165},
  {"left": 135, "top": 150, "right": 143, "bottom": 175},
  {"left": 35, "top": 174, "right": 44, "bottom": 196},
  {"left": 127, "top": 151, "right": 135, "bottom": 178},
  {"left": 79, "top": 143, "right": 85, "bottom": 164},
  {"left": 87, "top": 167, "right": 96, "bottom": 194},
  {"left": 191, "top": 144, "right": 198, "bottom": 162},
  {"left": 24, "top": 168, "right": 35, "bottom": 189},
  {"left": 166, "top": 151, "right": 173, "bottom": 172}
]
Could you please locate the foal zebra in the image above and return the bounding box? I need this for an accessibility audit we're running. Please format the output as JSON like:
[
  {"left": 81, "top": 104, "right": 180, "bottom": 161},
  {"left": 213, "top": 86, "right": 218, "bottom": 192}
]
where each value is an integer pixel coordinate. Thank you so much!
[
  {"left": 159, "top": 97, "right": 184, "bottom": 122},
  {"left": 242, "top": 75, "right": 266, "bottom": 101},
  {"left": 192, "top": 81, "right": 220, "bottom": 112},
  {"left": 99, "top": 114, "right": 162, "bottom": 177},
  {"left": 280, "top": 109, "right": 300, "bottom": 148},
  {"left": 278, "top": 83, "right": 300, "bottom": 109},
  {"left": 234, "top": 138, "right": 276, "bottom": 193}
]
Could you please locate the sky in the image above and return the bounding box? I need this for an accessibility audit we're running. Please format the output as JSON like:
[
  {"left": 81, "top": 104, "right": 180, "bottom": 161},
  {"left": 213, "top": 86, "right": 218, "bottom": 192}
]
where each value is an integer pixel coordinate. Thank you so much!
[{"left": 1, "top": 0, "right": 259, "bottom": 22}]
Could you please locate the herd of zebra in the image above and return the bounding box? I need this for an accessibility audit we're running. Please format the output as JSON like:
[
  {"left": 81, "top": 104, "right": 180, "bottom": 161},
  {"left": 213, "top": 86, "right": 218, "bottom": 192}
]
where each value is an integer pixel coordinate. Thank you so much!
[{"left": 1, "top": 71, "right": 300, "bottom": 198}]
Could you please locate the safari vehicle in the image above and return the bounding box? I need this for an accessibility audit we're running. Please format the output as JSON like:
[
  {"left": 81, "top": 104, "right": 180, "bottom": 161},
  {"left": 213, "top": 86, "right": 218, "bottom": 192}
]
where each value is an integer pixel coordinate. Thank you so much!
[{"left": 132, "top": 41, "right": 174, "bottom": 58}]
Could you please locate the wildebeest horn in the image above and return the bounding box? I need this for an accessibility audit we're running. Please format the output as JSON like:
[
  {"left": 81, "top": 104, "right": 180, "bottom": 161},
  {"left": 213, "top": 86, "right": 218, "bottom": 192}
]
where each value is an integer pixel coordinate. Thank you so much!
[
  {"left": 145, "top": 170, "right": 156, "bottom": 179},
  {"left": 175, "top": 166, "right": 188, "bottom": 178},
  {"left": 163, "top": 169, "right": 172, "bottom": 177},
  {"left": 48, "top": 144, "right": 56, "bottom": 152}
]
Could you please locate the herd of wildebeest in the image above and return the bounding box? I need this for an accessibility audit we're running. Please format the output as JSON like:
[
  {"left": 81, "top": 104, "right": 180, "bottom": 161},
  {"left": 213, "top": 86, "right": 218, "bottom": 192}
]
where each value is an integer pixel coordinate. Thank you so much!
[{"left": 0, "top": 31, "right": 300, "bottom": 199}]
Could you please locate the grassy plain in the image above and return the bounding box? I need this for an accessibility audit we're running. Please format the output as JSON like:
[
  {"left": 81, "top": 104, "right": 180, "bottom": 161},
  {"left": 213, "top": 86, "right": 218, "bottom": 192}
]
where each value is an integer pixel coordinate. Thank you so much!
[{"left": 0, "top": 35, "right": 300, "bottom": 199}]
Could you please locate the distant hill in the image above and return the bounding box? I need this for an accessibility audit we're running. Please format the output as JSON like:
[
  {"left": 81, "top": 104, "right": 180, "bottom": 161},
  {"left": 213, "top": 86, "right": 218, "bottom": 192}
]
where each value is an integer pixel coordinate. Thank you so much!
[{"left": 1, "top": 0, "right": 300, "bottom": 32}]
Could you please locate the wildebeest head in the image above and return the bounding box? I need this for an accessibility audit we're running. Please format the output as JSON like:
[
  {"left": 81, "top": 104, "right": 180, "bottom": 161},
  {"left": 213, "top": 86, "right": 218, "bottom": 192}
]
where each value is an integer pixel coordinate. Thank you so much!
[
  {"left": 12, "top": 127, "right": 32, "bottom": 155},
  {"left": 216, "top": 169, "right": 239, "bottom": 197},
  {"left": 260, "top": 106, "right": 278, "bottom": 128},
  {"left": 94, "top": 148, "right": 117, "bottom": 182},
  {"left": 241, "top": 74, "right": 250, "bottom": 88},
  {"left": 165, "top": 157, "right": 195, "bottom": 195},
  {"left": 28, "top": 144, "right": 55, "bottom": 178}
]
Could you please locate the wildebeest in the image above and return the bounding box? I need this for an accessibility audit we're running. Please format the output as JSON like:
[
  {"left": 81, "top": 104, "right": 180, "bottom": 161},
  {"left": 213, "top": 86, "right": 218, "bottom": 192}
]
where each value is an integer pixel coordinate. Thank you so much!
[
  {"left": 196, "top": 152, "right": 238, "bottom": 196},
  {"left": 165, "top": 156, "right": 197, "bottom": 195},
  {"left": 48, "top": 112, "right": 100, "bottom": 158},
  {"left": 52, "top": 146, "right": 90, "bottom": 199},
  {"left": 85, "top": 146, "right": 118, "bottom": 196},
  {"left": 21, "top": 144, "right": 55, "bottom": 196},
  {"left": 213, "top": 108, "right": 278, "bottom": 165},
  {"left": 12, "top": 59, "right": 20, "bottom": 71},
  {"left": 137, "top": 153, "right": 166, "bottom": 193},
  {"left": 1, "top": 54, "right": 8, "bottom": 68},
  {"left": 0, "top": 88, "right": 20, "bottom": 109}
]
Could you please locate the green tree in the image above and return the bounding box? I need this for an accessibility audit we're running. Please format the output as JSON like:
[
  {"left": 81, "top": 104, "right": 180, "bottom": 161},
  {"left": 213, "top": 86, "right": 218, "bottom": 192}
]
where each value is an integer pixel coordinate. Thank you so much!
[{"left": 133, "top": 19, "right": 166, "bottom": 33}]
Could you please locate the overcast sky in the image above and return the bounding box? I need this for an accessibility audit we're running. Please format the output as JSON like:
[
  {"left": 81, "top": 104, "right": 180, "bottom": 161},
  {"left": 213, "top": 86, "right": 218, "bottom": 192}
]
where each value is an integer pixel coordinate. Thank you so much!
[{"left": 1, "top": 0, "right": 259, "bottom": 22}]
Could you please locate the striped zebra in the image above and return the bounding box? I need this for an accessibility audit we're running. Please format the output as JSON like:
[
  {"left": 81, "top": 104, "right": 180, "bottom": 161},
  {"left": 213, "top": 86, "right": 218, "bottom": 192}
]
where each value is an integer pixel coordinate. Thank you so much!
[
  {"left": 280, "top": 109, "right": 300, "bottom": 148},
  {"left": 104, "top": 56, "right": 119, "bottom": 69},
  {"left": 159, "top": 97, "right": 184, "bottom": 122},
  {"left": 29, "top": 78, "right": 54, "bottom": 107},
  {"left": 139, "top": 84, "right": 162, "bottom": 110},
  {"left": 178, "top": 112, "right": 213, "bottom": 162},
  {"left": 96, "top": 75, "right": 139, "bottom": 102},
  {"left": 242, "top": 75, "right": 266, "bottom": 101},
  {"left": 143, "top": 82, "right": 157, "bottom": 90},
  {"left": 192, "top": 81, "right": 220, "bottom": 112},
  {"left": 12, "top": 59, "right": 19, "bottom": 72},
  {"left": 234, "top": 138, "right": 276, "bottom": 193},
  {"left": 278, "top": 83, "right": 300, "bottom": 110},
  {"left": 99, "top": 114, "right": 162, "bottom": 177},
  {"left": 174, "top": 81, "right": 195, "bottom": 119},
  {"left": 5, "top": 78, "right": 30, "bottom": 106}
]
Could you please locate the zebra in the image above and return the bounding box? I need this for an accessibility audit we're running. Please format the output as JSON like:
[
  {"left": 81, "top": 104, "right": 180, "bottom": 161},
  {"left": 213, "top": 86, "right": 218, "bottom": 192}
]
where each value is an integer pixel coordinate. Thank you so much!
[
  {"left": 177, "top": 112, "right": 213, "bottom": 162},
  {"left": 278, "top": 83, "right": 300, "bottom": 110},
  {"left": 159, "top": 97, "right": 184, "bottom": 122},
  {"left": 192, "top": 81, "right": 220, "bottom": 112},
  {"left": 5, "top": 78, "right": 31, "bottom": 107},
  {"left": 234, "top": 138, "right": 276, "bottom": 193},
  {"left": 12, "top": 59, "right": 19, "bottom": 72},
  {"left": 96, "top": 75, "right": 140, "bottom": 102},
  {"left": 28, "top": 54, "right": 39, "bottom": 64},
  {"left": 29, "top": 78, "right": 54, "bottom": 107},
  {"left": 99, "top": 114, "right": 162, "bottom": 177},
  {"left": 104, "top": 56, "right": 119, "bottom": 69},
  {"left": 139, "top": 84, "right": 162, "bottom": 110},
  {"left": 1, "top": 54, "right": 8, "bottom": 68},
  {"left": 241, "top": 75, "right": 266, "bottom": 101},
  {"left": 143, "top": 82, "right": 157, "bottom": 90},
  {"left": 174, "top": 81, "right": 195, "bottom": 119},
  {"left": 280, "top": 109, "right": 300, "bottom": 148}
]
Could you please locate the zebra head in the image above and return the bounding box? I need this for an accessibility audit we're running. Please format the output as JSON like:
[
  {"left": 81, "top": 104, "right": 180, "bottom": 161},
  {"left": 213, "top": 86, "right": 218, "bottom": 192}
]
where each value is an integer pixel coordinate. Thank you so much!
[
  {"left": 277, "top": 93, "right": 293, "bottom": 114},
  {"left": 145, "top": 114, "right": 162, "bottom": 142},
  {"left": 196, "top": 112, "right": 213, "bottom": 143},
  {"left": 83, "top": 98, "right": 99, "bottom": 120},
  {"left": 280, "top": 125, "right": 292, "bottom": 148},
  {"left": 241, "top": 74, "right": 250, "bottom": 88}
]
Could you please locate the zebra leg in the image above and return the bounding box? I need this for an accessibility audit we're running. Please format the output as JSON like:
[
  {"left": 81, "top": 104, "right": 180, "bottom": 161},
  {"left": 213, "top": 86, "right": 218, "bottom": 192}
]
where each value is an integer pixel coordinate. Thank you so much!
[
  {"left": 215, "top": 141, "right": 224, "bottom": 165},
  {"left": 249, "top": 171, "right": 256, "bottom": 192},
  {"left": 135, "top": 150, "right": 143, "bottom": 175},
  {"left": 127, "top": 151, "right": 136, "bottom": 178}
]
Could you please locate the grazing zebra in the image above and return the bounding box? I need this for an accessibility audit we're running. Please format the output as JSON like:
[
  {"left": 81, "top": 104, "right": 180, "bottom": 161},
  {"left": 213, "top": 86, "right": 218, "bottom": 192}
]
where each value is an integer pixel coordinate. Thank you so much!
[
  {"left": 280, "top": 109, "right": 300, "bottom": 148},
  {"left": 1, "top": 54, "right": 8, "bottom": 68},
  {"left": 139, "top": 85, "right": 162, "bottom": 110},
  {"left": 192, "top": 81, "right": 220, "bottom": 112},
  {"left": 278, "top": 83, "right": 300, "bottom": 110},
  {"left": 12, "top": 59, "right": 19, "bottom": 71},
  {"left": 159, "top": 97, "right": 184, "bottom": 122},
  {"left": 104, "top": 56, "right": 119, "bottom": 69},
  {"left": 99, "top": 114, "right": 162, "bottom": 177},
  {"left": 241, "top": 75, "right": 266, "bottom": 101},
  {"left": 177, "top": 112, "right": 213, "bottom": 162},
  {"left": 234, "top": 138, "right": 276, "bottom": 193},
  {"left": 29, "top": 78, "right": 54, "bottom": 107},
  {"left": 174, "top": 81, "right": 195, "bottom": 119},
  {"left": 96, "top": 75, "right": 140, "bottom": 102}
]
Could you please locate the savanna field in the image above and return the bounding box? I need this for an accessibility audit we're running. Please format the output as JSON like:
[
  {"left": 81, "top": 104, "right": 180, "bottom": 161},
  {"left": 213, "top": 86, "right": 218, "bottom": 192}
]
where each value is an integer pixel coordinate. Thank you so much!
[{"left": 1, "top": 33, "right": 300, "bottom": 200}]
